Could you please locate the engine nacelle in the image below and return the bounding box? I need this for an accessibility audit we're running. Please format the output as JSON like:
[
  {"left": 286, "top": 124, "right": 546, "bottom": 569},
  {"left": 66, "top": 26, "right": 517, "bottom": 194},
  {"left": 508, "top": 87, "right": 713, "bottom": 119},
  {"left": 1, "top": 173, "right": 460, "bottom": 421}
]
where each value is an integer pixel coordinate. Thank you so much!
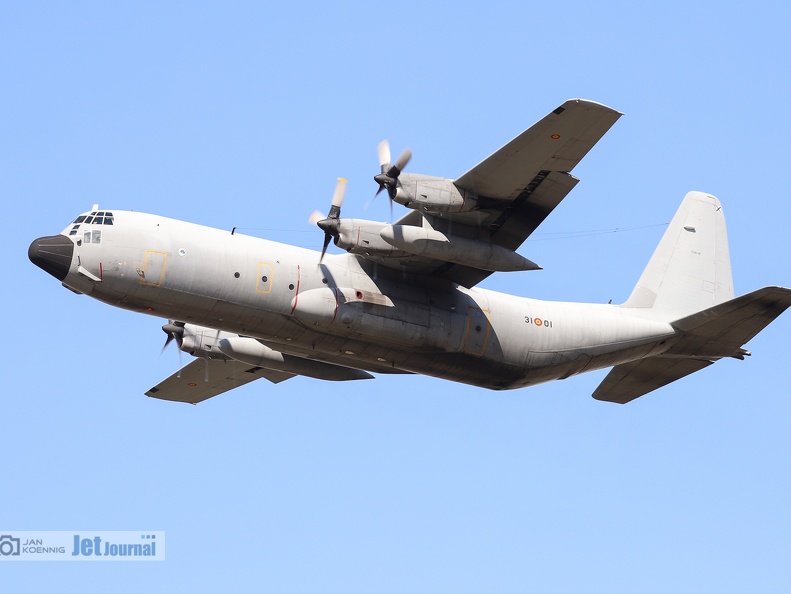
[
  {"left": 333, "top": 218, "right": 409, "bottom": 258},
  {"left": 178, "top": 324, "right": 230, "bottom": 359},
  {"left": 395, "top": 173, "right": 478, "bottom": 214},
  {"left": 380, "top": 225, "right": 541, "bottom": 272},
  {"left": 216, "top": 336, "right": 373, "bottom": 381}
]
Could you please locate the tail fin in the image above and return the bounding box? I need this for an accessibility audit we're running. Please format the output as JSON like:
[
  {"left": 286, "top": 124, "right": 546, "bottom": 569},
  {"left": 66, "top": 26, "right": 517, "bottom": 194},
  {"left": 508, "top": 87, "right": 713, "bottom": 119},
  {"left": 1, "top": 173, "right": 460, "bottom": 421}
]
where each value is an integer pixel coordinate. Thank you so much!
[
  {"left": 596, "top": 192, "right": 791, "bottom": 404},
  {"left": 622, "top": 191, "right": 734, "bottom": 319}
]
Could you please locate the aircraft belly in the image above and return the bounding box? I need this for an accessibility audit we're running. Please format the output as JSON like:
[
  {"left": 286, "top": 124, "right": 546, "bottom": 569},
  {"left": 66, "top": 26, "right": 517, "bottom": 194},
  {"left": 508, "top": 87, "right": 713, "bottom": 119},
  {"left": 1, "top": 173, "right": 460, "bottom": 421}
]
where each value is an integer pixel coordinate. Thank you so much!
[
  {"left": 481, "top": 298, "right": 676, "bottom": 388},
  {"left": 68, "top": 215, "right": 681, "bottom": 391},
  {"left": 90, "top": 256, "right": 678, "bottom": 391},
  {"left": 291, "top": 295, "right": 465, "bottom": 352}
]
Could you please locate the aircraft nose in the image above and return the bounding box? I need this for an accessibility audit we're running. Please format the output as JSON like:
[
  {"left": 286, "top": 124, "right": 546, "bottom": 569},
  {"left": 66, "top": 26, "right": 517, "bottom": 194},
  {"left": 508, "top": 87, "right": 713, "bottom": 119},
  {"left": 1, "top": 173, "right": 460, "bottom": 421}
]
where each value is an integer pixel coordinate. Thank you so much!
[{"left": 28, "top": 235, "right": 74, "bottom": 281}]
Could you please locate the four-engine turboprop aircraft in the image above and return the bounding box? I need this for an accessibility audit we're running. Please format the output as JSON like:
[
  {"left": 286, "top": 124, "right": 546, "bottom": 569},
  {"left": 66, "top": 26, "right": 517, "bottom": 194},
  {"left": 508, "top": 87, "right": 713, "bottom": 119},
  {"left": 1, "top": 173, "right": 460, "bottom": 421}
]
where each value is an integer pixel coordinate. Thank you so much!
[{"left": 29, "top": 99, "right": 791, "bottom": 404}]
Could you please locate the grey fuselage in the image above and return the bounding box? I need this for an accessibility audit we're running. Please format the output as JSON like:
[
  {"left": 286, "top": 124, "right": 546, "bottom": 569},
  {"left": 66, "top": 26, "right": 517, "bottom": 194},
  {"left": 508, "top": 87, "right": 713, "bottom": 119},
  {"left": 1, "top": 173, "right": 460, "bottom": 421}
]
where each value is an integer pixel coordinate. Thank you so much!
[{"left": 45, "top": 210, "right": 676, "bottom": 390}]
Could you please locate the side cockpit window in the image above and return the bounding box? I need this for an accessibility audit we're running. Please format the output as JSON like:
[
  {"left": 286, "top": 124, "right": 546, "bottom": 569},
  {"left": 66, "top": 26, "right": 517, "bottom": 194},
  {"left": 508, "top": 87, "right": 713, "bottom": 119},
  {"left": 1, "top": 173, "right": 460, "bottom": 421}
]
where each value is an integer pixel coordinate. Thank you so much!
[{"left": 83, "top": 230, "right": 101, "bottom": 244}]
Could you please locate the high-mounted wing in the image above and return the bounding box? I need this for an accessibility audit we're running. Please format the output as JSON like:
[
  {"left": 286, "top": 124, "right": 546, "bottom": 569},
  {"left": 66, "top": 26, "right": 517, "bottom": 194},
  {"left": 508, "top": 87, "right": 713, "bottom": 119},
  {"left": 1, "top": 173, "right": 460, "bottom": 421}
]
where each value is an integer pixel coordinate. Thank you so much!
[
  {"left": 435, "top": 99, "right": 621, "bottom": 286},
  {"left": 146, "top": 358, "right": 295, "bottom": 404},
  {"left": 361, "top": 99, "right": 622, "bottom": 287},
  {"left": 454, "top": 99, "right": 622, "bottom": 199}
]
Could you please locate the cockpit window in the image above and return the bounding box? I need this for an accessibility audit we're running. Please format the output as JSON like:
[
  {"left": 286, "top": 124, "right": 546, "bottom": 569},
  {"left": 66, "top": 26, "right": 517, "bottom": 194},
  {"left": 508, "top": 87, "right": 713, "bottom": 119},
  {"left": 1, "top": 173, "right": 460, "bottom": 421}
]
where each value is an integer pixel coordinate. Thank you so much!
[
  {"left": 84, "top": 231, "right": 91, "bottom": 244},
  {"left": 72, "top": 212, "right": 114, "bottom": 227}
]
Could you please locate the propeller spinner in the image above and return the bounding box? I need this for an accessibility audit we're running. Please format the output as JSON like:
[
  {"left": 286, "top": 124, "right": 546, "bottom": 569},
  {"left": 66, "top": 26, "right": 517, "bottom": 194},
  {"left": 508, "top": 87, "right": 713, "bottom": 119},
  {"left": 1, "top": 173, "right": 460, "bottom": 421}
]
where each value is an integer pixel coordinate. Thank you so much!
[
  {"left": 310, "top": 177, "right": 347, "bottom": 262},
  {"left": 374, "top": 140, "right": 411, "bottom": 201},
  {"left": 160, "top": 320, "right": 186, "bottom": 376},
  {"left": 161, "top": 320, "right": 185, "bottom": 352}
]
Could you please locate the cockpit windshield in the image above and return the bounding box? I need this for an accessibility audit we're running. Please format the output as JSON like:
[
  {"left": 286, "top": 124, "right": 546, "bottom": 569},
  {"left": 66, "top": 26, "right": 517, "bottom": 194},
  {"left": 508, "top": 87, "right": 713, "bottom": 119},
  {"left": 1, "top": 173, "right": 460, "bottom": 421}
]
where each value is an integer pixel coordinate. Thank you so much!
[{"left": 69, "top": 211, "right": 114, "bottom": 236}]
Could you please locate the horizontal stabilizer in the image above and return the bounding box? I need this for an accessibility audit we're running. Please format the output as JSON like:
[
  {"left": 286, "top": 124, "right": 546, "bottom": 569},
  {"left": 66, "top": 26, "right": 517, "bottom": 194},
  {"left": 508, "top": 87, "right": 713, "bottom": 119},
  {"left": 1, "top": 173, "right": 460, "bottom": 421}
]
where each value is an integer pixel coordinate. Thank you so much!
[
  {"left": 668, "top": 286, "right": 791, "bottom": 358},
  {"left": 593, "top": 357, "right": 713, "bottom": 404},
  {"left": 595, "top": 286, "right": 791, "bottom": 404},
  {"left": 146, "top": 358, "right": 295, "bottom": 404}
]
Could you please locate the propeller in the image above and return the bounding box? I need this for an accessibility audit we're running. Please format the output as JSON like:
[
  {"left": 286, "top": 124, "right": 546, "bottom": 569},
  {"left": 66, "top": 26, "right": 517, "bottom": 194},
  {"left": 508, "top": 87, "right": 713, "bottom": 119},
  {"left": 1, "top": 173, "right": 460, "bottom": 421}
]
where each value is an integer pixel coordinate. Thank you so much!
[
  {"left": 311, "top": 177, "right": 347, "bottom": 262},
  {"left": 161, "top": 320, "right": 185, "bottom": 352},
  {"left": 374, "top": 140, "right": 411, "bottom": 202},
  {"left": 161, "top": 320, "right": 185, "bottom": 376}
]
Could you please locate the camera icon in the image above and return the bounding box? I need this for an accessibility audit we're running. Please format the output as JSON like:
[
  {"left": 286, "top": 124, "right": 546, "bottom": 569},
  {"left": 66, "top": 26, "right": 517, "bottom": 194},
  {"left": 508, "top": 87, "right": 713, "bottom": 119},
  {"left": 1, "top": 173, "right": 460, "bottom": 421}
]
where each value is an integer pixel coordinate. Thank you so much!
[{"left": 0, "top": 535, "right": 21, "bottom": 556}]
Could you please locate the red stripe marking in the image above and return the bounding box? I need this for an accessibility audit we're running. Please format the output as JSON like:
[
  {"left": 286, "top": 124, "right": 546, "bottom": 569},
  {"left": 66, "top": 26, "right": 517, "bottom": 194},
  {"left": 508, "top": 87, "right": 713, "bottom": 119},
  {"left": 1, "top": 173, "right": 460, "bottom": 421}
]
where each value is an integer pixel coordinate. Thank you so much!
[{"left": 289, "top": 265, "right": 302, "bottom": 315}]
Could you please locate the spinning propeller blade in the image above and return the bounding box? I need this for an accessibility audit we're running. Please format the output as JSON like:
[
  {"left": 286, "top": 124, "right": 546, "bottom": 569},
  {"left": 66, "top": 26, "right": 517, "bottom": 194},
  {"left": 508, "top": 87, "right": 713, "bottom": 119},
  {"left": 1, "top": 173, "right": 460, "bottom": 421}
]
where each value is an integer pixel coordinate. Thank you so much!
[
  {"left": 160, "top": 320, "right": 185, "bottom": 376},
  {"left": 373, "top": 140, "right": 411, "bottom": 215},
  {"left": 309, "top": 178, "right": 347, "bottom": 263}
]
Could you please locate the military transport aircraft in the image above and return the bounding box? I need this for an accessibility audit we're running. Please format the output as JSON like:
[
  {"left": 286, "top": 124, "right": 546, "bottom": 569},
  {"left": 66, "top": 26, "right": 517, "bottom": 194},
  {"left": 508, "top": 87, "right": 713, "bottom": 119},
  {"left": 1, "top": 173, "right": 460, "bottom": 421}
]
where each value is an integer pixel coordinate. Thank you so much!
[{"left": 29, "top": 99, "right": 791, "bottom": 404}]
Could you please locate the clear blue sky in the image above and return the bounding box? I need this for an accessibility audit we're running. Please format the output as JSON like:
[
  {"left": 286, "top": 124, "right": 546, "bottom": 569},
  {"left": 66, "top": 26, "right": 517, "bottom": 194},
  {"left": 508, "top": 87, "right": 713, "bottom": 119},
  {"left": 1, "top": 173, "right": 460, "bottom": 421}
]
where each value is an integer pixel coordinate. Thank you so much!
[{"left": 4, "top": 1, "right": 790, "bottom": 591}]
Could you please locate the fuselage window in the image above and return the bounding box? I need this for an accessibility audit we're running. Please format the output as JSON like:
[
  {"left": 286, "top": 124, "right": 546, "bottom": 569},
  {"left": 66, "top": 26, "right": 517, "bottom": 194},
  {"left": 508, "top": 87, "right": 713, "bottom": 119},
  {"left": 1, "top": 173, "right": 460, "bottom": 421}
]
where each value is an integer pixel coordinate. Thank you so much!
[
  {"left": 92, "top": 230, "right": 101, "bottom": 244},
  {"left": 83, "top": 231, "right": 91, "bottom": 244}
]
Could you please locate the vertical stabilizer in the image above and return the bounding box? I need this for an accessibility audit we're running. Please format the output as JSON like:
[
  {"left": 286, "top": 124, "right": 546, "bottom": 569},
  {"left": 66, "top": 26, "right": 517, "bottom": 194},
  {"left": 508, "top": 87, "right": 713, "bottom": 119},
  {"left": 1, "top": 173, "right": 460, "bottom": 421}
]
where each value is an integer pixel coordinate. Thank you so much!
[{"left": 622, "top": 191, "right": 734, "bottom": 319}]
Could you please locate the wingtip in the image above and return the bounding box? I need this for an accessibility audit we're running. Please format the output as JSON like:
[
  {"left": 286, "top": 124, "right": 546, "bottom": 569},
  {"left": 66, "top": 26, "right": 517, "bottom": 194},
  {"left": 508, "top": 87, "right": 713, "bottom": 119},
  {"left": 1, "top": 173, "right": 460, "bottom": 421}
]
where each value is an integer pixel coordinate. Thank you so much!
[{"left": 562, "top": 98, "right": 624, "bottom": 116}]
